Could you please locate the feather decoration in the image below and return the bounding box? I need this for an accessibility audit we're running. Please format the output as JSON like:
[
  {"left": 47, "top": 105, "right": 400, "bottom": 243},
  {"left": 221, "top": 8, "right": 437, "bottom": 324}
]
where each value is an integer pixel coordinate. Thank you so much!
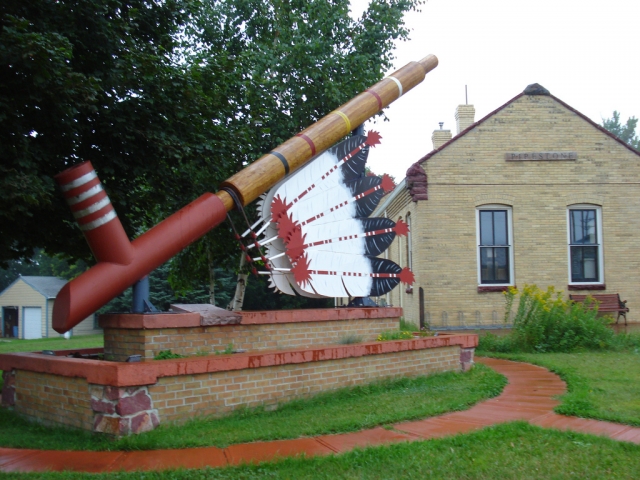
[{"left": 252, "top": 131, "right": 414, "bottom": 298}]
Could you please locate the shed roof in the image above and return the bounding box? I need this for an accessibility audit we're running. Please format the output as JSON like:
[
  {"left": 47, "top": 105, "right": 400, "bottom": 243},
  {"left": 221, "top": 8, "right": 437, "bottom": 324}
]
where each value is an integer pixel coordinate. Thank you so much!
[{"left": 18, "top": 276, "right": 67, "bottom": 299}]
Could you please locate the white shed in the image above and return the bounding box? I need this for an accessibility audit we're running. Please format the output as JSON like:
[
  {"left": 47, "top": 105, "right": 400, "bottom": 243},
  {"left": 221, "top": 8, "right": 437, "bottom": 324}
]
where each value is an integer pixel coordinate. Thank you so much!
[{"left": 0, "top": 276, "right": 100, "bottom": 339}]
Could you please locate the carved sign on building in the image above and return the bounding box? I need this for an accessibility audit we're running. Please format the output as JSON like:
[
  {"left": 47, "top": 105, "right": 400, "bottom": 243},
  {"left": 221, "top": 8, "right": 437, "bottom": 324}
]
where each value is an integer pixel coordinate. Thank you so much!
[{"left": 505, "top": 152, "right": 577, "bottom": 161}]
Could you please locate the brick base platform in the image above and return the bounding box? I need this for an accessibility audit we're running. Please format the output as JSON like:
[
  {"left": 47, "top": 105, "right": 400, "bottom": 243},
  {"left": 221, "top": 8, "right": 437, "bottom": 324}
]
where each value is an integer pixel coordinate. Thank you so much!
[
  {"left": 0, "top": 308, "right": 477, "bottom": 436},
  {"left": 100, "top": 307, "right": 402, "bottom": 362}
]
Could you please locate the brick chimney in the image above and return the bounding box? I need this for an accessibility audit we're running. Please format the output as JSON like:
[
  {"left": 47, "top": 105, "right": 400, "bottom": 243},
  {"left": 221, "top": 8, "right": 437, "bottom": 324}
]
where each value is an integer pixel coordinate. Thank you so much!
[
  {"left": 432, "top": 122, "right": 452, "bottom": 150},
  {"left": 455, "top": 104, "right": 475, "bottom": 134}
]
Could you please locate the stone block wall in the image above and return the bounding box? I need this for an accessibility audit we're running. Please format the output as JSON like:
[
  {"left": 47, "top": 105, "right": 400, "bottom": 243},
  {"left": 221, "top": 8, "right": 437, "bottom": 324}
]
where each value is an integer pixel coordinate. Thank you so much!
[{"left": 91, "top": 385, "right": 159, "bottom": 436}]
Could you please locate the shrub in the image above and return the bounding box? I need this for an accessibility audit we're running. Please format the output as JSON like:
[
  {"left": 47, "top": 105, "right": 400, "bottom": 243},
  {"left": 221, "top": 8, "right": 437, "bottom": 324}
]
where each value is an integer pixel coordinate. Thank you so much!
[
  {"left": 215, "top": 344, "right": 235, "bottom": 355},
  {"left": 477, "top": 332, "right": 516, "bottom": 353},
  {"left": 399, "top": 318, "right": 419, "bottom": 332},
  {"left": 336, "top": 334, "right": 364, "bottom": 345},
  {"left": 154, "top": 350, "right": 187, "bottom": 360},
  {"left": 495, "top": 285, "right": 615, "bottom": 353},
  {"left": 377, "top": 330, "right": 414, "bottom": 341}
]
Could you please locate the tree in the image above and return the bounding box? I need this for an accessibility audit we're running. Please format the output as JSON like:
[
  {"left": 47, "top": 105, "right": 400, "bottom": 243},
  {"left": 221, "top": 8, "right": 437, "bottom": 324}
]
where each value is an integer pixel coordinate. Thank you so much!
[
  {"left": 602, "top": 111, "right": 639, "bottom": 149},
  {"left": 0, "top": 249, "right": 87, "bottom": 291},
  {"left": 157, "top": 0, "right": 424, "bottom": 304},
  {"left": 1, "top": 0, "right": 423, "bottom": 304}
]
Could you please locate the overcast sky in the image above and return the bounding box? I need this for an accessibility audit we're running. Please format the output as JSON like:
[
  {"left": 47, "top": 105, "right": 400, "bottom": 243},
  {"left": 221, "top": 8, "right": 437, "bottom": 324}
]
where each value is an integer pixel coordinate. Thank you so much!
[{"left": 348, "top": 0, "right": 640, "bottom": 181}]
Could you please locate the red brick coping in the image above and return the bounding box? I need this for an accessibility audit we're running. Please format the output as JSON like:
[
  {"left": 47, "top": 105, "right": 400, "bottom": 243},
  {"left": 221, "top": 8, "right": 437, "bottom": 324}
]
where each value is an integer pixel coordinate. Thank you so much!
[
  {"left": 99, "top": 307, "right": 404, "bottom": 329},
  {"left": 0, "top": 334, "right": 476, "bottom": 388}
]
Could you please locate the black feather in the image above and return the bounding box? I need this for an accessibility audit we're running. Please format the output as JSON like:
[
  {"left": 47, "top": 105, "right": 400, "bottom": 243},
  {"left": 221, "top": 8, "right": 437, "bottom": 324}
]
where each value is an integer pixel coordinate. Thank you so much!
[
  {"left": 330, "top": 135, "right": 368, "bottom": 181},
  {"left": 343, "top": 176, "right": 384, "bottom": 218},
  {"left": 367, "top": 257, "right": 402, "bottom": 297},
  {"left": 358, "top": 218, "right": 397, "bottom": 256}
]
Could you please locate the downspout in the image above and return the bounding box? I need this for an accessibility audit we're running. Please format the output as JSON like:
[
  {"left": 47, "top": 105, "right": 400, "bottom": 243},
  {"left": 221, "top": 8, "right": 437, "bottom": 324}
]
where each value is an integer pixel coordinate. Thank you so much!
[{"left": 45, "top": 299, "right": 49, "bottom": 338}]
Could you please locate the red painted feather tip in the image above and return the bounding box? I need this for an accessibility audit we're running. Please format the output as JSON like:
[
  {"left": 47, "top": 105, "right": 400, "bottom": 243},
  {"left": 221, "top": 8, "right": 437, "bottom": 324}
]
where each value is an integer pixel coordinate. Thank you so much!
[
  {"left": 380, "top": 174, "right": 396, "bottom": 192},
  {"left": 276, "top": 213, "right": 298, "bottom": 241},
  {"left": 365, "top": 130, "right": 382, "bottom": 147},
  {"left": 292, "top": 254, "right": 312, "bottom": 286},
  {"left": 393, "top": 219, "right": 409, "bottom": 236},
  {"left": 285, "top": 229, "right": 306, "bottom": 262},
  {"left": 399, "top": 267, "right": 415, "bottom": 285},
  {"left": 270, "top": 194, "right": 290, "bottom": 220}
]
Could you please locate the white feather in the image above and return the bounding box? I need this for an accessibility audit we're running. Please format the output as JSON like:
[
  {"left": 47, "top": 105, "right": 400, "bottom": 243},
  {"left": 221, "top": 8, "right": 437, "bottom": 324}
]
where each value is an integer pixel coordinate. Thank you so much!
[
  {"left": 263, "top": 225, "right": 324, "bottom": 298},
  {"left": 299, "top": 218, "right": 367, "bottom": 256},
  {"left": 297, "top": 251, "right": 373, "bottom": 297}
]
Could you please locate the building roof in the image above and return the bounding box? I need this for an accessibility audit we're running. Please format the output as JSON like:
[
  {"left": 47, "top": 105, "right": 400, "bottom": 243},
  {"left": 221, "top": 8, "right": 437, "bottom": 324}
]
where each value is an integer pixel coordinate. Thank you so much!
[
  {"left": 414, "top": 83, "right": 640, "bottom": 167},
  {"left": 17, "top": 276, "right": 67, "bottom": 299},
  {"left": 383, "top": 83, "right": 640, "bottom": 205}
]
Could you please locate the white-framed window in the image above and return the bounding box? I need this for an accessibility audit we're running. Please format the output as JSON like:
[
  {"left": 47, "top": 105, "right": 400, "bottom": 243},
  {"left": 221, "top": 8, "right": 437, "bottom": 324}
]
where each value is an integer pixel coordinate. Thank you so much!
[
  {"left": 567, "top": 205, "right": 603, "bottom": 284},
  {"left": 476, "top": 206, "right": 514, "bottom": 285}
]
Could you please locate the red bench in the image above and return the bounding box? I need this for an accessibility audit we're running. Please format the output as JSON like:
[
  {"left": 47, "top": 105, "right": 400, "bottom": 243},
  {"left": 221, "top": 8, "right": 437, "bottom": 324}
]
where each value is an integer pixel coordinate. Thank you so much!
[{"left": 569, "top": 293, "right": 629, "bottom": 325}]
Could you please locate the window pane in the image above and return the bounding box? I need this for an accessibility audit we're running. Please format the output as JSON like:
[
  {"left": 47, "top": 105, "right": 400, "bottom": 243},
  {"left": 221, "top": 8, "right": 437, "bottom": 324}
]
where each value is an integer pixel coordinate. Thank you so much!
[
  {"left": 493, "top": 211, "right": 508, "bottom": 246},
  {"left": 480, "top": 247, "right": 493, "bottom": 283},
  {"left": 584, "top": 210, "right": 596, "bottom": 244},
  {"left": 494, "top": 247, "right": 509, "bottom": 282},
  {"left": 571, "top": 209, "right": 597, "bottom": 245},
  {"left": 571, "top": 246, "right": 598, "bottom": 282},
  {"left": 479, "top": 211, "right": 493, "bottom": 245},
  {"left": 480, "top": 247, "right": 510, "bottom": 284}
]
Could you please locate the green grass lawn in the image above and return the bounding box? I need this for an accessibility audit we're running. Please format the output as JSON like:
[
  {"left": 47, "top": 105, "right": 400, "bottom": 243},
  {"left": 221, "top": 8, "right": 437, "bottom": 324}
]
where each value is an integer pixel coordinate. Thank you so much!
[
  {"left": 478, "top": 350, "right": 640, "bottom": 426},
  {"left": 3, "top": 334, "right": 640, "bottom": 478},
  {"left": 2, "top": 422, "right": 639, "bottom": 479},
  {"left": 0, "top": 364, "right": 505, "bottom": 451},
  {"left": 0, "top": 334, "right": 103, "bottom": 354}
]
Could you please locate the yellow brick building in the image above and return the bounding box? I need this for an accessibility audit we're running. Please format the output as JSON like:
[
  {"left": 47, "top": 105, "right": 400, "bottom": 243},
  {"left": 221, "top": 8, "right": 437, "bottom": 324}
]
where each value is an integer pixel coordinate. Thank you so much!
[{"left": 376, "top": 84, "right": 640, "bottom": 328}]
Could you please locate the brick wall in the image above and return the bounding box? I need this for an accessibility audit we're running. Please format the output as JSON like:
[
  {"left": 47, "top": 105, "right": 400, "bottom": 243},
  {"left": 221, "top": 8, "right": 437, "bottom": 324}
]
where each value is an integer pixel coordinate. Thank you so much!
[
  {"left": 149, "top": 345, "right": 461, "bottom": 423},
  {"left": 2, "top": 341, "right": 467, "bottom": 434},
  {"left": 383, "top": 93, "right": 640, "bottom": 327},
  {"left": 104, "top": 317, "right": 398, "bottom": 362},
  {"left": 12, "top": 370, "right": 94, "bottom": 431}
]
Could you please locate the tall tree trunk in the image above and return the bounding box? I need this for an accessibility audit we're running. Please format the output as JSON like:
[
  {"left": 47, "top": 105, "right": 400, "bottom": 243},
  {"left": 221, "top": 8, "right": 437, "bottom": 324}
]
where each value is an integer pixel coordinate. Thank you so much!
[{"left": 229, "top": 253, "right": 248, "bottom": 311}]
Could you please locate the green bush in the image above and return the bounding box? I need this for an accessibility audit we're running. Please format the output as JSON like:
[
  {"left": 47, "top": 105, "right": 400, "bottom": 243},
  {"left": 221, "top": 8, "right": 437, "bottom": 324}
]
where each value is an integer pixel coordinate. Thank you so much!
[
  {"left": 399, "top": 318, "right": 420, "bottom": 331},
  {"left": 377, "top": 330, "right": 414, "bottom": 341},
  {"left": 336, "top": 334, "right": 364, "bottom": 345},
  {"left": 154, "top": 349, "right": 187, "bottom": 360},
  {"left": 482, "top": 285, "right": 615, "bottom": 353}
]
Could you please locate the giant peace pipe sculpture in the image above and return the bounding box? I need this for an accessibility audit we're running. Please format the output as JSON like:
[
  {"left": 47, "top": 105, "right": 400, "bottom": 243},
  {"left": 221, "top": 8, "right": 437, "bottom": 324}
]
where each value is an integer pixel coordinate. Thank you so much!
[{"left": 52, "top": 54, "right": 438, "bottom": 333}]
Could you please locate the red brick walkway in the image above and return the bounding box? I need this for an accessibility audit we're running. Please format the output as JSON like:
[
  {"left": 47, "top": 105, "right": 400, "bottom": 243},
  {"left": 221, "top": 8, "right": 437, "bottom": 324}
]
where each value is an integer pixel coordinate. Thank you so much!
[{"left": 2, "top": 357, "right": 639, "bottom": 473}]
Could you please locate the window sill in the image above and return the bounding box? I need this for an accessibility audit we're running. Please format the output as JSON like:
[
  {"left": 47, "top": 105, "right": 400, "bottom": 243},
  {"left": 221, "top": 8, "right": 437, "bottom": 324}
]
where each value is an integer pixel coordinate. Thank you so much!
[
  {"left": 568, "top": 284, "right": 606, "bottom": 291},
  {"left": 477, "top": 286, "right": 512, "bottom": 293}
]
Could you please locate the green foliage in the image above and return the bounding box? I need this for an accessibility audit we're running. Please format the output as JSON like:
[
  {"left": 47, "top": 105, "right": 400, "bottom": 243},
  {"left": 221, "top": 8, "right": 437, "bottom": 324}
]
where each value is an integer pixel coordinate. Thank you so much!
[
  {"left": 5, "top": 423, "right": 639, "bottom": 479},
  {"left": 154, "top": 349, "right": 187, "bottom": 360},
  {"left": 215, "top": 343, "right": 235, "bottom": 355},
  {"left": 0, "top": 249, "right": 88, "bottom": 291},
  {"left": 480, "top": 285, "right": 615, "bottom": 353},
  {"left": 399, "top": 318, "right": 419, "bottom": 331},
  {"left": 486, "top": 351, "right": 640, "bottom": 427},
  {"left": 377, "top": 330, "right": 414, "bottom": 341},
  {"left": 0, "top": 334, "right": 102, "bottom": 354},
  {"left": 242, "top": 273, "right": 334, "bottom": 310},
  {"left": 602, "top": 111, "right": 640, "bottom": 149},
  {"left": 0, "top": 0, "right": 423, "bottom": 303},
  {"left": 99, "top": 261, "right": 233, "bottom": 313},
  {"left": 336, "top": 334, "right": 364, "bottom": 344}
]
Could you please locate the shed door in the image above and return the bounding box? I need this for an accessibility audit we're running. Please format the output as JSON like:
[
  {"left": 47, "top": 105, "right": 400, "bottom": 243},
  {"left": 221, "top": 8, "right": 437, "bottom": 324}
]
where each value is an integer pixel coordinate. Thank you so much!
[{"left": 23, "top": 307, "right": 42, "bottom": 339}]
